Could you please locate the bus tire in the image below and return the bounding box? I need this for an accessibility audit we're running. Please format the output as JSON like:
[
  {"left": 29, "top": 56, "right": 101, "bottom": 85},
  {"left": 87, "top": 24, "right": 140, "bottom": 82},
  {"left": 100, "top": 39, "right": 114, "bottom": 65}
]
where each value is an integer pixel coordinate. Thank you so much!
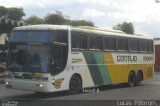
[
  {"left": 69, "top": 75, "right": 82, "bottom": 94},
  {"left": 136, "top": 71, "right": 143, "bottom": 86},
  {"left": 128, "top": 71, "right": 136, "bottom": 87}
]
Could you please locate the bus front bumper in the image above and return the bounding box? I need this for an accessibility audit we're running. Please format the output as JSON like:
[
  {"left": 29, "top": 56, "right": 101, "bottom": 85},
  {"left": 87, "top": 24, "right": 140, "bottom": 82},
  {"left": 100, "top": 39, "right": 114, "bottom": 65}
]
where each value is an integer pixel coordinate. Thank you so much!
[{"left": 4, "top": 79, "right": 54, "bottom": 93}]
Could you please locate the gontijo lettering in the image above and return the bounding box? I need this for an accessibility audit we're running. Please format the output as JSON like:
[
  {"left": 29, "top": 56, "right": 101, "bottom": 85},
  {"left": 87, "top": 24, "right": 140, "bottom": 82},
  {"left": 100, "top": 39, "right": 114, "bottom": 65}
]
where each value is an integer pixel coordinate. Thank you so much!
[{"left": 117, "top": 55, "right": 137, "bottom": 62}]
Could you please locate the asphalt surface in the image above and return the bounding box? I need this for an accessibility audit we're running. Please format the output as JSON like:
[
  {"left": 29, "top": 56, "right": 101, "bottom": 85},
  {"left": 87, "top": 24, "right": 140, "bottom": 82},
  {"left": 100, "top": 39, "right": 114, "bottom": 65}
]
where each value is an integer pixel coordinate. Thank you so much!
[{"left": 0, "top": 73, "right": 160, "bottom": 106}]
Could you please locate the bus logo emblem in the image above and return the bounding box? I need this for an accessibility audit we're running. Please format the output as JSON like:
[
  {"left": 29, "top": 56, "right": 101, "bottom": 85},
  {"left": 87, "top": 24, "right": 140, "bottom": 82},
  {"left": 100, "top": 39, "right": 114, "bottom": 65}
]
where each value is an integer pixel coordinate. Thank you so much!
[{"left": 54, "top": 78, "right": 64, "bottom": 89}]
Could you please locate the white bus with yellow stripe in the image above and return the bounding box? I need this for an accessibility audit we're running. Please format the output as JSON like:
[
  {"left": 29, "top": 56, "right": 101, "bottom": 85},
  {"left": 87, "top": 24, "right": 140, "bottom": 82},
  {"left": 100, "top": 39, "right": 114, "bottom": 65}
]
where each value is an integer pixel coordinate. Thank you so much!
[{"left": 5, "top": 25, "right": 154, "bottom": 93}]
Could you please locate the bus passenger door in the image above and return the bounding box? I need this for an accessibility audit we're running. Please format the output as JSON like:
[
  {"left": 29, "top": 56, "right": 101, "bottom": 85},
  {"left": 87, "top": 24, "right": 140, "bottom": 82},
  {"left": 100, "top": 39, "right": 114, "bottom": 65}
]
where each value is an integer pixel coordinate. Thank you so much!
[{"left": 49, "top": 45, "right": 68, "bottom": 75}]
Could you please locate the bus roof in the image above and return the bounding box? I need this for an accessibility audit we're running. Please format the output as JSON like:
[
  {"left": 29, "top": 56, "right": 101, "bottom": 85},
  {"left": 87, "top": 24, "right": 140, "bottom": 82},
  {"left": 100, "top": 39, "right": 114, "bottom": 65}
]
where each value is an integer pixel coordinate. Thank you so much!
[
  {"left": 13, "top": 25, "right": 152, "bottom": 40},
  {"left": 13, "top": 24, "right": 69, "bottom": 31},
  {"left": 71, "top": 26, "right": 152, "bottom": 40}
]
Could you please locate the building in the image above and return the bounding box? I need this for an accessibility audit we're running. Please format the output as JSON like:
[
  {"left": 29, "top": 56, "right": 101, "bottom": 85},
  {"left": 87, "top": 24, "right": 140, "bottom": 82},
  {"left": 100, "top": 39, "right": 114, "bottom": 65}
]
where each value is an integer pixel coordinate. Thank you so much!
[{"left": 154, "top": 39, "right": 160, "bottom": 71}]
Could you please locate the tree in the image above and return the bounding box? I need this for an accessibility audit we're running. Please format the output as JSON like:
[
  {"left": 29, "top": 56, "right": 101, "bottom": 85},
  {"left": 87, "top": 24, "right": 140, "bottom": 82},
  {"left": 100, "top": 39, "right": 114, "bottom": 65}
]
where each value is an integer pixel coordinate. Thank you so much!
[
  {"left": 0, "top": 6, "right": 8, "bottom": 17},
  {"left": 45, "top": 11, "right": 65, "bottom": 25},
  {"left": 113, "top": 22, "right": 134, "bottom": 34},
  {"left": 45, "top": 11, "right": 95, "bottom": 26},
  {"left": 25, "top": 15, "right": 45, "bottom": 25},
  {"left": 7, "top": 7, "right": 25, "bottom": 21}
]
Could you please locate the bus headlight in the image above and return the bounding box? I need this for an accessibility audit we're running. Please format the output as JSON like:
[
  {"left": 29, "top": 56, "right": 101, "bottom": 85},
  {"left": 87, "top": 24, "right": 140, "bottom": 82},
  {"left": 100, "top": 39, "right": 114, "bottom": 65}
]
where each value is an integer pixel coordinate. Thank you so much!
[
  {"left": 5, "top": 81, "right": 11, "bottom": 85},
  {"left": 5, "top": 81, "right": 12, "bottom": 88},
  {"left": 36, "top": 84, "right": 43, "bottom": 88},
  {"left": 40, "top": 84, "right": 43, "bottom": 87}
]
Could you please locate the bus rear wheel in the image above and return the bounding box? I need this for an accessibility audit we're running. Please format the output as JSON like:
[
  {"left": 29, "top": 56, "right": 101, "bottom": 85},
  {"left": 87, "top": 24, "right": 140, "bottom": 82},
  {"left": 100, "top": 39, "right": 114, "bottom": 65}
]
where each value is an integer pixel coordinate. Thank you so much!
[
  {"left": 69, "top": 75, "right": 82, "bottom": 94},
  {"left": 136, "top": 71, "right": 143, "bottom": 86},
  {"left": 128, "top": 72, "right": 136, "bottom": 87}
]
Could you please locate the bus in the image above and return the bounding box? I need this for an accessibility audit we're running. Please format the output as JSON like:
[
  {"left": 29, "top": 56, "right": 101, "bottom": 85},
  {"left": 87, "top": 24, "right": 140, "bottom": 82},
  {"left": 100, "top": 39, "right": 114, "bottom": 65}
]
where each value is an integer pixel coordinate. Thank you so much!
[{"left": 4, "top": 25, "right": 154, "bottom": 93}]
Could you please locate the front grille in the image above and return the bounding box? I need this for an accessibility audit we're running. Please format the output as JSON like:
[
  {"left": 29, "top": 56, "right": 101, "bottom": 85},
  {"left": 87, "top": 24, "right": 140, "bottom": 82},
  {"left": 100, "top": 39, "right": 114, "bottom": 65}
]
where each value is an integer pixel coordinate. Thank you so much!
[
  {"left": 23, "top": 74, "right": 34, "bottom": 79},
  {"left": 13, "top": 76, "right": 23, "bottom": 79}
]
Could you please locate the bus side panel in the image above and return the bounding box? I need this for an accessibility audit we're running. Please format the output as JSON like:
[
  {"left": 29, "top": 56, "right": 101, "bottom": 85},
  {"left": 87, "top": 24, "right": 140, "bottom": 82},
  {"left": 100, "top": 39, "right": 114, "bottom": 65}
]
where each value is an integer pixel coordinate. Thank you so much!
[
  {"left": 71, "top": 52, "right": 94, "bottom": 88},
  {"left": 83, "top": 52, "right": 129, "bottom": 85},
  {"left": 83, "top": 52, "right": 104, "bottom": 86},
  {"left": 128, "top": 53, "right": 154, "bottom": 80},
  {"left": 143, "top": 64, "right": 154, "bottom": 80},
  {"left": 72, "top": 51, "right": 111, "bottom": 88},
  {"left": 94, "top": 52, "right": 112, "bottom": 85},
  {"left": 71, "top": 52, "right": 154, "bottom": 88},
  {"left": 103, "top": 52, "right": 129, "bottom": 84}
]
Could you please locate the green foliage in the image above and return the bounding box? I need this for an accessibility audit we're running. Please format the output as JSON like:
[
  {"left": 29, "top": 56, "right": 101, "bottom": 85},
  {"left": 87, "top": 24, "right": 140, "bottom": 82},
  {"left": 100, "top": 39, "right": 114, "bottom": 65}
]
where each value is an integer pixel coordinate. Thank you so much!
[
  {"left": 0, "top": 6, "right": 8, "bottom": 17},
  {"left": 113, "top": 22, "right": 134, "bottom": 34},
  {"left": 45, "top": 11, "right": 65, "bottom": 25},
  {"left": 44, "top": 11, "right": 94, "bottom": 27},
  {"left": 0, "top": 6, "right": 25, "bottom": 21},
  {"left": 7, "top": 7, "right": 25, "bottom": 21},
  {"left": 0, "top": 6, "right": 94, "bottom": 27},
  {"left": 25, "top": 15, "right": 45, "bottom": 25}
]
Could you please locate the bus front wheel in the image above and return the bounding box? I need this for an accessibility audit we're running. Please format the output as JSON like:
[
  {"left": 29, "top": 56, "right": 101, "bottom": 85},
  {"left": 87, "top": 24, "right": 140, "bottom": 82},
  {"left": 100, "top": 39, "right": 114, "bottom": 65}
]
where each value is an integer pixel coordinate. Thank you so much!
[
  {"left": 69, "top": 75, "right": 82, "bottom": 94},
  {"left": 128, "top": 72, "right": 136, "bottom": 87}
]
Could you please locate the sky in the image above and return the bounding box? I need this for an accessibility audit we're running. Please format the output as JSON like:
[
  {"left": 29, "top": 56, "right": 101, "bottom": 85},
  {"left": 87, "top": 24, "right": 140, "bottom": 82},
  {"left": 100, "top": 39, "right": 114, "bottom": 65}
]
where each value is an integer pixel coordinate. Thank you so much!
[{"left": 0, "top": 0, "right": 160, "bottom": 37}]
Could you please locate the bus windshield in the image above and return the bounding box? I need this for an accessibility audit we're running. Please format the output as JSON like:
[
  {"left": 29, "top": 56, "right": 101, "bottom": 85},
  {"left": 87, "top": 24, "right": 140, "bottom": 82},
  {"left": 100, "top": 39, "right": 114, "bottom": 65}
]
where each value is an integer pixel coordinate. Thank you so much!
[
  {"left": 7, "top": 45, "right": 50, "bottom": 73},
  {"left": 10, "top": 31, "right": 52, "bottom": 43}
]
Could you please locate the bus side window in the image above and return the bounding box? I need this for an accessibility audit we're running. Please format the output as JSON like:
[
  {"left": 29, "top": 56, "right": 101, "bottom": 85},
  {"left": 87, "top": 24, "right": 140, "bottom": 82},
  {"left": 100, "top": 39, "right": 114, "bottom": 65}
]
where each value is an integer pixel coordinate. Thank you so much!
[
  {"left": 71, "top": 32, "right": 87, "bottom": 50},
  {"left": 139, "top": 40, "right": 149, "bottom": 52},
  {"left": 88, "top": 35, "right": 103, "bottom": 50},
  {"left": 130, "top": 39, "right": 139, "bottom": 52},
  {"left": 118, "top": 38, "right": 128, "bottom": 51},
  {"left": 55, "top": 30, "right": 68, "bottom": 43},
  {"left": 149, "top": 40, "right": 153, "bottom": 53},
  {"left": 104, "top": 37, "right": 116, "bottom": 51}
]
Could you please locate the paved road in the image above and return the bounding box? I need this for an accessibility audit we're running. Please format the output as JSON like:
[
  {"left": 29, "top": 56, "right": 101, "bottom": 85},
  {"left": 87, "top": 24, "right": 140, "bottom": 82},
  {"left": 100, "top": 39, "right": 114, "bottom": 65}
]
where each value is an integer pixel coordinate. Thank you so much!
[{"left": 0, "top": 73, "right": 160, "bottom": 106}]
